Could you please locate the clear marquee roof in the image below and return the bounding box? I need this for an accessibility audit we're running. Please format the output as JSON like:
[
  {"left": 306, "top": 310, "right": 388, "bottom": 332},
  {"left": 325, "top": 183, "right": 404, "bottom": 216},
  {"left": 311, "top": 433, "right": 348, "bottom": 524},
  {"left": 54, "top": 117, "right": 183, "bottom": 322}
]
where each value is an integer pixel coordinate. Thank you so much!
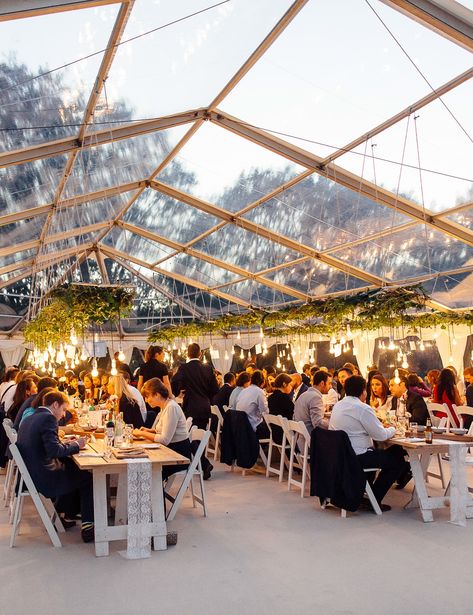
[{"left": 0, "top": 0, "right": 472, "bottom": 335}]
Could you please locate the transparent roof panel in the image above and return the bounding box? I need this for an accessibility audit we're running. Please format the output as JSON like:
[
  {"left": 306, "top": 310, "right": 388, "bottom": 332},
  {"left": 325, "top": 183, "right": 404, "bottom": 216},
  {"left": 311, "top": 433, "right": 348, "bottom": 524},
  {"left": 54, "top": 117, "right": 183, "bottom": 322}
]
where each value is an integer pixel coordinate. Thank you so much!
[
  {"left": 159, "top": 253, "right": 239, "bottom": 288},
  {"left": 220, "top": 279, "right": 297, "bottom": 308},
  {"left": 0, "top": 267, "right": 30, "bottom": 287},
  {"left": 0, "top": 156, "right": 67, "bottom": 216},
  {"left": 49, "top": 190, "right": 137, "bottom": 236},
  {"left": 335, "top": 79, "right": 473, "bottom": 213},
  {"left": 335, "top": 225, "right": 473, "bottom": 281},
  {"left": 157, "top": 123, "right": 305, "bottom": 211},
  {"left": 262, "top": 259, "right": 368, "bottom": 297},
  {"left": 244, "top": 174, "right": 412, "bottom": 251},
  {"left": 63, "top": 126, "right": 188, "bottom": 199},
  {"left": 0, "top": 275, "right": 31, "bottom": 323},
  {"left": 124, "top": 188, "right": 219, "bottom": 244},
  {"left": 422, "top": 271, "right": 473, "bottom": 309},
  {"left": 193, "top": 224, "right": 301, "bottom": 272},
  {"left": 0, "top": 214, "right": 47, "bottom": 249},
  {"left": 221, "top": 0, "right": 473, "bottom": 160},
  {"left": 70, "top": 259, "right": 102, "bottom": 285},
  {"left": 0, "top": 5, "right": 119, "bottom": 151},
  {"left": 0, "top": 248, "right": 36, "bottom": 270},
  {"left": 445, "top": 204, "right": 473, "bottom": 230},
  {"left": 102, "top": 0, "right": 293, "bottom": 120},
  {"left": 101, "top": 226, "right": 175, "bottom": 265}
]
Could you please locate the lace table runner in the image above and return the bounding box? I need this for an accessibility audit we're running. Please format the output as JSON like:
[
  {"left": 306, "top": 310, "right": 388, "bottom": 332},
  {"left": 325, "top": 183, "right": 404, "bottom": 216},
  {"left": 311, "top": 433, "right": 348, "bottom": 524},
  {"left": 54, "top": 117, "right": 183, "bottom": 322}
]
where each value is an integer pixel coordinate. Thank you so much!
[{"left": 119, "top": 458, "right": 152, "bottom": 559}]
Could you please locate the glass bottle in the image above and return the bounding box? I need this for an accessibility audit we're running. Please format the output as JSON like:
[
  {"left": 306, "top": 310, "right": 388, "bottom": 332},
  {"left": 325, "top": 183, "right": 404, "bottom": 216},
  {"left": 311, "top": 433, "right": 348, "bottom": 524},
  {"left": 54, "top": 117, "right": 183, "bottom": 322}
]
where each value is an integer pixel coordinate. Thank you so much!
[
  {"left": 425, "top": 418, "right": 433, "bottom": 444},
  {"left": 105, "top": 417, "right": 115, "bottom": 459}
]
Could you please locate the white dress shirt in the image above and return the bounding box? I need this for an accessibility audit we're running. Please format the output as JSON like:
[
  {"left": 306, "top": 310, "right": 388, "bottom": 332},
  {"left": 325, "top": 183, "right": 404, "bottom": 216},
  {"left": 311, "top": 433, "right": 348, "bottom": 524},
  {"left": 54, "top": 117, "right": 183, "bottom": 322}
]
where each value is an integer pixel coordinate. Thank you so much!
[
  {"left": 235, "top": 384, "right": 268, "bottom": 431},
  {"left": 329, "top": 395, "right": 395, "bottom": 455}
]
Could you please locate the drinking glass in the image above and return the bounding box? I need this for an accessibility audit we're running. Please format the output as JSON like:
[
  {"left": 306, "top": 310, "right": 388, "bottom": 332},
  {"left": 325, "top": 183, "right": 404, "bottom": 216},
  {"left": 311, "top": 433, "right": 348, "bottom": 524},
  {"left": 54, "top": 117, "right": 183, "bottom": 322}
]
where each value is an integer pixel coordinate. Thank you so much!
[
  {"left": 125, "top": 424, "right": 134, "bottom": 445},
  {"left": 410, "top": 422, "right": 418, "bottom": 437}
]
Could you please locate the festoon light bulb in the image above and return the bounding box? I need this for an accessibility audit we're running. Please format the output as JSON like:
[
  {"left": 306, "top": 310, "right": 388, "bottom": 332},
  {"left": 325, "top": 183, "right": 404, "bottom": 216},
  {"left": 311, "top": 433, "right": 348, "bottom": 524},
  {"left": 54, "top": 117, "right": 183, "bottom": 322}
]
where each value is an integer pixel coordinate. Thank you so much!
[
  {"left": 110, "top": 359, "right": 118, "bottom": 376},
  {"left": 117, "top": 348, "right": 125, "bottom": 362},
  {"left": 91, "top": 358, "right": 99, "bottom": 378}
]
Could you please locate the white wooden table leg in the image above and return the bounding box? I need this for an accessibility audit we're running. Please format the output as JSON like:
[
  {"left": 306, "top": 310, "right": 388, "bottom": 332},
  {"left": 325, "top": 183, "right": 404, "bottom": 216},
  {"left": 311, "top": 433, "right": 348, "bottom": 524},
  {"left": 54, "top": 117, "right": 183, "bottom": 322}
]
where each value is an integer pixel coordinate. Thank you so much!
[
  {"left": 151, "top": 465, "right": 167, "bottom": 551},
  {"left": 93, "top": 469, "right": 109, "bottom": 557},
  {"left": 449, "top": 444, "right": 467, "bottom": 526},
  {"left": 409, "top": 453, "right": 434, "bottom": 522},
  {"left": 115, "top": 471, "right": 127, "bottom": 526}
]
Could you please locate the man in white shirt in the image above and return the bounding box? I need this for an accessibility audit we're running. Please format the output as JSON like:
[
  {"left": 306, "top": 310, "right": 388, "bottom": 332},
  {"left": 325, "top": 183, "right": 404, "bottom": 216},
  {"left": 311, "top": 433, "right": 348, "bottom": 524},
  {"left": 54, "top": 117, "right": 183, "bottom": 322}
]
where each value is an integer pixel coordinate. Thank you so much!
[
  {"left": 330, "top": 375, "right": 408, "bottom": 509},
  {"left": 294, "top": 370, "right": 332, "bottom": 434}
]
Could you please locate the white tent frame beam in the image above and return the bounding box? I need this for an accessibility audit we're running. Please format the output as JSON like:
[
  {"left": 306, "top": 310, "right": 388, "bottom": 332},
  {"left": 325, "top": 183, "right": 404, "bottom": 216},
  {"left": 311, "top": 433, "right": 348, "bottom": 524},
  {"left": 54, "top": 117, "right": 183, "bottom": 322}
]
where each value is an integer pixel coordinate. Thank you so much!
[
  {"left": 108, "top": 253, "right": 206, "bottom": 320},
  {"left": 0, "top": 0, "right": 122, "bottom": 21},
  {"left": 0, "top": 109, "right": 206, "bottom": 169},
  {"left": 210, "top": 109, "right": 473, "bottom": 248},
  {"left": 379, "top": 0, "right": 473, "bottom": 52},
  {"left": 118, "top": 220, "right": 310, "bottom": 301},
  {"left": 99, "top": 245, "right": 252, "bottom": 309}
]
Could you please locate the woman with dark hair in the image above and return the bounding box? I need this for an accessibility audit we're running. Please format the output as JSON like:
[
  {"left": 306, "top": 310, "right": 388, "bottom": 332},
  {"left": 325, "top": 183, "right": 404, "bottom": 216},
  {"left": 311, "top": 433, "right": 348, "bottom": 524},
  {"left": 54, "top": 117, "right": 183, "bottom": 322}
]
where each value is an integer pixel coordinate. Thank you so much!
[
  {"left": 228, "top": 371, "right": 251, "bottom": 409},
  {"left": 235, "top": 369, "right": 270, "bottom": 440},
  {"left": 426, "top": 369, "right": 440, "bottom": 391},
  {"left": 133, "top": 378, "right": 191, "bottom": 479},
  {"left": 18, "top": 387, "right": 56, "bottom": 426},
  {"left": 433, "top": 367, "right": 462, "bottom": 427},
  {"left": 406, "top": 373, "right": 430, "bottom": 398},
  {"left": 369, "top": 373, "right": 391, "bottom": 421},
  {"left": 268, "top": 373, "right": 294, "bottom": 420},
  {"left": 137, "top": 345, "right": 171, "bottom": 397},
  {"left": 7, "top": 378, "right": 38, "bottom": 422}
]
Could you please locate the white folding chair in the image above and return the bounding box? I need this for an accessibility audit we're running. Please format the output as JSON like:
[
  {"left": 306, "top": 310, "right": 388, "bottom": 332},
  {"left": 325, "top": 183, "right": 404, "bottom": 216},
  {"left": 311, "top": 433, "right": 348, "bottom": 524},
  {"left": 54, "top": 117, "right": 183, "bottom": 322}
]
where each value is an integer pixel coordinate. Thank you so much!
[
  {"left": 2, "top": 419, "right": 18, "bottom": 512},
  {"left": 8, "top": 441, "right": 64, "bottom": 548},
  {"left": 206, "top": 405, "right": 224, "bottom": 461},
  {"left": 263, "top": 415, "right": 290, "bottom": 482},
  {"left": 427, "top": 402, "right": 460, "bottom": 429},
  {"left": 283, "top": 419, "right": 311, "bottom": 497},
  {"left": 185, "top": 416, "right": 193, "bottom": 435},
  {"left": 164, "top": 428, "right": 211, "bottom": 522},
  {"left": 453, "top": 405, "right": 473, "bottom": 429}
]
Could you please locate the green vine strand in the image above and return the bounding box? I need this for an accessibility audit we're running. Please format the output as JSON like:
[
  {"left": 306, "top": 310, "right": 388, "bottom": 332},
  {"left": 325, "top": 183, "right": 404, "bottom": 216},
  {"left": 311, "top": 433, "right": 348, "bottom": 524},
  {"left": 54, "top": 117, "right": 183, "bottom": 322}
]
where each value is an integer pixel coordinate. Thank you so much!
[{"left": 147, "top": 284, "right": 471, "bottom": 344}]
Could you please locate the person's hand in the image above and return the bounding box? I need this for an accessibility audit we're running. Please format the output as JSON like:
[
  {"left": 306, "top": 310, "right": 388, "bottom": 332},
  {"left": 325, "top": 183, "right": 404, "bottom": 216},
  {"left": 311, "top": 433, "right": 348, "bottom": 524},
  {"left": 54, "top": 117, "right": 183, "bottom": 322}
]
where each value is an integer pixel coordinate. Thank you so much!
[
  {"left": 133, "top": 429, "right": 142, "bottom": 438},
  {"left": 77, "top": 436, "right": 87, "bottom": 449}
]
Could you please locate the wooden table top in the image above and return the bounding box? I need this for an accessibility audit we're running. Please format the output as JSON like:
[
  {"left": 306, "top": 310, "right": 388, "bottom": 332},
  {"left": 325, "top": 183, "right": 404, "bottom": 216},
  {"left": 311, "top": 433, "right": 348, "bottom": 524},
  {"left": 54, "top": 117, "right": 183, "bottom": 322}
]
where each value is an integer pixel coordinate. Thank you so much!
[
  {"left": 73, "top": 439, "right": 189, "bottom": 470},
  {"left": 389, "top": 435, "right": 473, "bottom": 451}
]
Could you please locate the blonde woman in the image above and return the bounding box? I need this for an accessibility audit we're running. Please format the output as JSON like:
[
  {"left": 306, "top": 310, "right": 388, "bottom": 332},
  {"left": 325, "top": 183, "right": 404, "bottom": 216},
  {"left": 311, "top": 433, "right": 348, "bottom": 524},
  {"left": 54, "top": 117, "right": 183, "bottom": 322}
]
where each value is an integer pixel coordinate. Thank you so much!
[{"left": 107, "top": 374, "right": 145, "bottom": 428}]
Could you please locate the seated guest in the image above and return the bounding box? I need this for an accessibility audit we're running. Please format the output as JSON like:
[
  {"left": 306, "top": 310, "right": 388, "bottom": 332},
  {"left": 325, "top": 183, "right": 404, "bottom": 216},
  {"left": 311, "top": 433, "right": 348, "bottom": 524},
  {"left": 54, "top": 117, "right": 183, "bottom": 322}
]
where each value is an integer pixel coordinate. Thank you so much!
[
  {"left": 121, "top": 371, "right": 147, "bottom": 425},
  {"left": 432, "top": 368, "right": 462, "bottom": 427},
  {"left": 446, "top": 365, "right": 466, "bottom": 404},
  {"left": 406, "top": 373, "right": 430, "bottom": 398},
  {"left": 369, "top": 373, "right": 392, "bottom": 421},
  {"left": 16, "top": 391, "right": 94, "bottom": 541},
  {"left": 214, "top": 370, "right": 223, "bottom": 388},
  {"left": 14, "top": 378, "right": 57, "bottom": 430},
  {"left": 330, "top": 376, "right": 408, "bottom": 509},
  {"left": 268, "top": 373, "right": 294, "bottom": 420},
  {"left": 343, "top": 362, "right": 360, "bottom": 376},
  {"left": 463, "top": 368, "right": 473, "bottom": 428},
  {"left": 7, "top": 377, "right": 38, "bottom": 422},
  {"left": 235, "top": 370, "right": 269, "bottom": 440},
  {"left": 228, "top": 372, "right": 251, "bottom": 409},
  {"left": 18, "top": 387, "right": 56, "bottom": 426},
  {"left": 426, "top": 369, "right": 440, "bottom": 392},
  {"left": 213, "top": 372, "right": 235, "bottom": 412},
  {"left": 294, "top": 370, "right": 331, "bottom": 435},
  {"left": 245, "top": 363, "right": 257, "bottom": 376},
  {"left": 336, "top": 367, "right": 353, "bottom": 399},
  {"left": 291, "top": 373, "right": 308, "bottom": 402},
  {"left": 82, "top": 372, "right": 95, "bottom": 403},
  {"left": 107, "top": 374, "right": 144, "bottom": 428},
  {"left": 301, "top": 363, "right": 312, "bottom": 387},
  {"left": 133, "top": 378, "right": 191, "bottom": 480},
  {"left": 389, "top": 375, "right": 429, "bottom": 425}
]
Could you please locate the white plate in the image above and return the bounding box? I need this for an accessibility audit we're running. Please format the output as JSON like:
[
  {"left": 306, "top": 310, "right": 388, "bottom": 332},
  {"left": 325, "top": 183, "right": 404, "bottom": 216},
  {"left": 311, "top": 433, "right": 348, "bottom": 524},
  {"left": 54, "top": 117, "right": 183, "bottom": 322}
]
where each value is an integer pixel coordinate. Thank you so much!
[{"left": 451, "top": 428, "right": 468, "bottom": 435}]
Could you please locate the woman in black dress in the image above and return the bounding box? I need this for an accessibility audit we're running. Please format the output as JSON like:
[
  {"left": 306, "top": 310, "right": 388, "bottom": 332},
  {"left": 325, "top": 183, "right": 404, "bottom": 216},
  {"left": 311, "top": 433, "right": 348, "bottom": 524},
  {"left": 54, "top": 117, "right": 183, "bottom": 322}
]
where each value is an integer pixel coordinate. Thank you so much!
[
  {"left": 107, "top": 374, "right": 145, "bottom": 428},
  {"left": 137, "top": 345, "right": 172, "bottom": 397},
  {"left": 267, "top": 373, "right": 294, "bottom": 444}
]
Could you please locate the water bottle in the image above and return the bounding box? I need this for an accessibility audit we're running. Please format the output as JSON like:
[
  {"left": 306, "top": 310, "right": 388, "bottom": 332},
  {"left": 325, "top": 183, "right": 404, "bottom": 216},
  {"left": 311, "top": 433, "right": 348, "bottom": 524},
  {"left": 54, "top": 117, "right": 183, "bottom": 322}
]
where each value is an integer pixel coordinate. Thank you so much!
[{"left": 105, "top": 417, "right": 115, "bottom": 459}]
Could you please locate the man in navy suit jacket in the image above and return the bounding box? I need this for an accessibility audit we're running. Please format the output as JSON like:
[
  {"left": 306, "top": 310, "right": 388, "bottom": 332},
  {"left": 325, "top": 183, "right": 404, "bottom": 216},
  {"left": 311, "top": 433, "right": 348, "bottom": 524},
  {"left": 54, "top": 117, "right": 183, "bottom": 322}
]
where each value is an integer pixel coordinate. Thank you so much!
[
  {"left": 291, "top": 373, "right": 309, "bottom": 402},
  {"left": 17, "top": 390, "right": 95, "bottom": 542}
]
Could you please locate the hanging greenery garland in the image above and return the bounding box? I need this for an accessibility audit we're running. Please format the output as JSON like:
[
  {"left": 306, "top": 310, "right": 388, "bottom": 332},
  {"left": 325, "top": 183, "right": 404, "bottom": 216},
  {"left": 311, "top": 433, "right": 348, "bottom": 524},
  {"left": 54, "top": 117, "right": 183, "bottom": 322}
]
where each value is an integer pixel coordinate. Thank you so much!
[
  {"left": 147, "top": 284, "right": 471, "bottom": 343},
  {"left": 24, "top": 283, "right": 135, "bottom": 351}
]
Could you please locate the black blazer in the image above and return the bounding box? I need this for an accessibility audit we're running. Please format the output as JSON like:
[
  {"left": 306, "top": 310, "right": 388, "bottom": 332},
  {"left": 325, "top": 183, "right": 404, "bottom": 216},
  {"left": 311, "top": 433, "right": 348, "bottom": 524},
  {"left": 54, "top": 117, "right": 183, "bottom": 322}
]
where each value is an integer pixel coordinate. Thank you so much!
[
  {"left": 293, "top": 383, "right": 309, "bottom": 402},
  {"left": 16, "top": 407, "right": 80, "bottom": 499},
  {"left": 119, "top": 396, "right": 144, "bottom": 428},
  {"left": 310, "top": 427, "right": 366, "bottom": 512},
  {"left": 220, "top": 409, "right": 259, "bottom": 469},
  {"left": 212, "top": 383, "right": 233, "bottom": 412},
  {"left": 268, "top": 390, "right": 294, "bottom": 420},
  {"left": 391, "top": 392, "right": 429, "bottom": 425},
  {"left": 172, "top": 360, "right": 219, "bottom": 422}
]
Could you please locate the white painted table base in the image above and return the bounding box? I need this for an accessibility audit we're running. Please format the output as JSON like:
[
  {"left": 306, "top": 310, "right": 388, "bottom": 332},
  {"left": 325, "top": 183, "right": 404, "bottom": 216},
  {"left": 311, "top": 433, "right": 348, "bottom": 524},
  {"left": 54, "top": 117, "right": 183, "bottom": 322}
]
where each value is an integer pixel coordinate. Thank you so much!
[
  {"left": 92, "top": 464, "right": 167, "bottom": 557},
  {"left": 403, "top": 443, "right": 473, "bottom": 524}
]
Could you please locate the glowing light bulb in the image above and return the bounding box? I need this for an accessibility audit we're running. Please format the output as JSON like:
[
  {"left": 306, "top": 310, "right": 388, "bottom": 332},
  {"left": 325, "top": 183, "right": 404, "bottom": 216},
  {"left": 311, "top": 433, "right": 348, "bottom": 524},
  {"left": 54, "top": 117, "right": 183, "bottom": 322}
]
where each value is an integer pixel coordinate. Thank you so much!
[
  {"left": 452, "top": 337, "right": 457, "bottom": 346},
  {"left": 224, "top": 350, "right": 229, "bottom": 361},
  {"left": 419, "top": 341, "right": 425, "bottom": 351},
  {"left": 388, "top": 339, "right": 396, "bottom": 351},
  {"left": 118, "top": 349, "right": 125, "bottom": 362},
  {"left": 259, "top": 327, "right": 264, "bottom": 339},
  {"left": 276, "top": 358, "right": 281, "bottom": 369},
  {"left": 393, "top": 369, "right": 401, "bottom": 385},
  {"left": 110, "top": 359, "right": 118, "bottom": 376},
  {"left": 91, "top": 358, "right": 98, "bottom": 378},
  {"left": 449, "top": 355, "right": 454, "bottom": 364},
  {"left": 231, "top": 346, "right": 235, "bottom": 355},
  {"left": 240, "top": 349, "right": 245, "bottom": 360},
  {"left": 80, "top": 347, "right": 88, "bottom": 361},
  {"left": 237, "top": 331, "right": 241, "bottom": 340},
  {"left": 401, "top": 355, "right": 409, "bottom": 369}
]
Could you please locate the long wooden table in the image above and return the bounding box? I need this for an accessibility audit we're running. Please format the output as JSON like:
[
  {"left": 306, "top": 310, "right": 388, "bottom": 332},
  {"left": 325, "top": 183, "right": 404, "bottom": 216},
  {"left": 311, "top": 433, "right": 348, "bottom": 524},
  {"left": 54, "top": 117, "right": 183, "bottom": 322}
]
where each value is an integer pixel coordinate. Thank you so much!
[
  {"left": 390, "top": 436, "right": 473, "bottom": 525},
  {"left": 73, "top": 439, "right": 188, "bottom": 557}
]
